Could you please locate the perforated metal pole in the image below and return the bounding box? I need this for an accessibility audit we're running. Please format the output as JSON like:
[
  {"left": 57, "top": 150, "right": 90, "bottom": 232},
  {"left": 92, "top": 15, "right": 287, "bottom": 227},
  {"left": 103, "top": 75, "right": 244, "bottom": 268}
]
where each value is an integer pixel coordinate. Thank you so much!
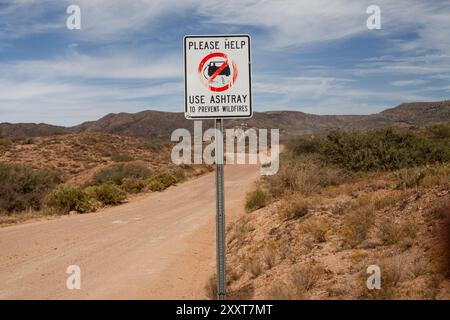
[{"left": 215, "top": 118, "right": 226, "bottom": 300}]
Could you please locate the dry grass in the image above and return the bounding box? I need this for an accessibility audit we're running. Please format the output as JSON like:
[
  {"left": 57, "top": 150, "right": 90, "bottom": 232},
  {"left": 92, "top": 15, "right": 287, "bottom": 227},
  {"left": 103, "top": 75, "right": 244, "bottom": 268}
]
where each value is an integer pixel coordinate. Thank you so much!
[
  {"left": 359, "top": 257, "right": 404, "bottom": 300},
  {"left": 265, "top": 282, "right": 298, "bottom": 300},
  {"left": 0, "top": 133, "right": 174, "bottom": 184},
  {"left": 204, "top": 275, "right": 217, "bottom": 300},
  {"left": 378, "top": 212, "right": 419, "bottom": 246},
  {"left": 340, "top": 203, "right": 375, "bottom": 248},
  {"left": 394, "top": 167, "right": 426, "bottom": 189},
  {"left": 406, "top": 255, "right": 429, "bottom": 279},
  {"left": 291, "top": 264, "right": 324, "bottom": 292},
  {"left": 265, "top": 155, "right": 349, "bottom": 198},
  {"left": 246, "top": 257, "right": 264, "bottom": 278},
  {"left": 419, "top": 164, "right": 450, "bottom": 188},
  {"left": 262, "top": 245, "right": 278, "bottom": 270},
  {"left": 372, "top": 191, "right": 406, "bottom": 211},
  {"left": 278, "top": 193, "right": 309, "bottom": 220},
  {"left": 434, "top": 200, "right": 450, "bottom": 278},
  {"left": 299, "top": 216, "right": 329, "bottom": 243},
  {"left": 245, "top": 187, "right": 270, "bottom": 212},
  {"left": 228, "top": 216, "right": 254, "bottom": 247}
]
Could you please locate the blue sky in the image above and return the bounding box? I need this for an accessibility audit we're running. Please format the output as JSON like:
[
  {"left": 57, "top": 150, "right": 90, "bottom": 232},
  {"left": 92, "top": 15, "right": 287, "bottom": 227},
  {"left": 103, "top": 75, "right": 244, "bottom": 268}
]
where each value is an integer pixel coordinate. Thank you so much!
[{"left": 0, "top": 0, "right": 449, "bottom": 126}]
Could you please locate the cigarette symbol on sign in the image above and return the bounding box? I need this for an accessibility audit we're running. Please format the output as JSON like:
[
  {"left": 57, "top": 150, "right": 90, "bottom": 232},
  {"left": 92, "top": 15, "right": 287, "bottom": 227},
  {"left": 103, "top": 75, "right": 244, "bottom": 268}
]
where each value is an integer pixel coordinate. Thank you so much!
[{"left": 198, "top": 52, "right": 238, "bottom": 92}]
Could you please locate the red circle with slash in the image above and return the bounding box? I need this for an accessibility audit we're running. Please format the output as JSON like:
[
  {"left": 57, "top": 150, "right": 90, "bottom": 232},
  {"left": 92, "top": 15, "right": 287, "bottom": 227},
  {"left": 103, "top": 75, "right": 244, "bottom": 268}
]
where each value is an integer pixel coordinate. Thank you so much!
[{"left": 198, "top": 52, "right": 238, "bottom": 92}]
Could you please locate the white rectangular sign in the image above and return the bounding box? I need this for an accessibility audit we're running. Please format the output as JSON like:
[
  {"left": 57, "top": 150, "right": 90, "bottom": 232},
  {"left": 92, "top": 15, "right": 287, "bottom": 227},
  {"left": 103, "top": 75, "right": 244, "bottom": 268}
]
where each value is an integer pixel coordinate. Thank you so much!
[{"left": 184, "top": 35, "right": 252, "bottom": 119}]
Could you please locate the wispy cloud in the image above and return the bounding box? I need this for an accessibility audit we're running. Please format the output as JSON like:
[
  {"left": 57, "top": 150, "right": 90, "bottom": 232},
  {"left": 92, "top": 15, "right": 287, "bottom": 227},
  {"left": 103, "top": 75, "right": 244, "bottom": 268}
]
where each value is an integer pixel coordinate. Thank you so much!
[
  {"left": 0, "top": 0, "right": 449, "bottom": 125},
  {"left": 391, "top": 79, "right": 428, "bottom": 87},
  {"left": 1, "top": 52, "right": 182, "bottom": 80}
]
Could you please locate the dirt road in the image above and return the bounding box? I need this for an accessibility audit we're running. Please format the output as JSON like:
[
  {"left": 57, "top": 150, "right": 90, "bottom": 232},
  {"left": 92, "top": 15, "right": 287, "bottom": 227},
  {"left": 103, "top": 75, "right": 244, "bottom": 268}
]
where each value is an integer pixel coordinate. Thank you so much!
[{"left": 0, "top": 164, "right": 260, "bottom": 299}]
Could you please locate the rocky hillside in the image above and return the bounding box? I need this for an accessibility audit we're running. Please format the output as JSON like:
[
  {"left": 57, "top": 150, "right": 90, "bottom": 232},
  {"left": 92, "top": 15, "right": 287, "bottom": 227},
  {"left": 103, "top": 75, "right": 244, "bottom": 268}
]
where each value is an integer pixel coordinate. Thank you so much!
[
  {"left": 1, "top": 100, "right": 450, "bottom": 138},
  {"left": 0, "top": 123, "right": 66, "bottom": 138}
]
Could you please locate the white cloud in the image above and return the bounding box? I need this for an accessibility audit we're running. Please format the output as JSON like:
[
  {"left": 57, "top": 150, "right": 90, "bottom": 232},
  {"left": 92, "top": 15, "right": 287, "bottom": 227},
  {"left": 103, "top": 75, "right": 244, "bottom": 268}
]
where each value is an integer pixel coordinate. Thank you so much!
[
  {"left": 1, "top": 52, "right": 182, "bottom": 80},
  {"left": 3, "top": 0, "right": 449, "bottom": 53},
  {"left": 0, "top": 0, "right": 449, "bottom": 125},
  {"left": 391, "top": 79, "right": 428, "bottom": 87},
  {"left": 0, "top": 78, "right": 183, "bottom": 125}
]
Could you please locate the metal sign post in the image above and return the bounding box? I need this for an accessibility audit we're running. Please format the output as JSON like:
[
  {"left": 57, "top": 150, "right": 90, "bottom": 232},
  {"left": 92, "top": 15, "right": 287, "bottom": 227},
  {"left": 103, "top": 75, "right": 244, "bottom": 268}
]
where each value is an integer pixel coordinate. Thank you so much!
[
  {"left": 184, "top": 34, "right": 252, "bottom": 300},
  {"left": 215, "top": 118, "right": 226, "bottom": 300}
]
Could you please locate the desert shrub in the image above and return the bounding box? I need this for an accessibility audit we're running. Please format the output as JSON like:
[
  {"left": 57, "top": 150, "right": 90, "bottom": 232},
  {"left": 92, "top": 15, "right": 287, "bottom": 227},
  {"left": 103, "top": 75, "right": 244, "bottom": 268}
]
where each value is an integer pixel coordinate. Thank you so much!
[
  {"left": 87, "top": 182, "right": 126, "bottom": 205},
  {"left": 406, "top": 255, "right": 428, "bottom": 279},
  {"left": 45, "top": 185, "right": 95, "bottom": 213},
  {"left": 394, "top": 167, "right": 426, "bottom": 189},
  {"left": 265, "top": 156, "right": 350, "bottom": 198},
  {"left": 121, "top": 178, "right": 147, "bottom": 194},
  {"left": 110, "top": 153, "right": 134, "bottom": 162},
  {"left": 400, "top": 219, "right": 419, "bottom": 240},
  {"left": 378, "top": 218, "right": 404, "bottom": 245},
  {"left": 306, "top": 128, "right": 450, "bottom": 171},
  {"left": 204, "top": 275, "right": 217, "bottom": 300},
  {"left": 228, "top": 216, "right": 254, "bottom": 246},
  {"left": 292, "top": 265, "right": 323, "bottom": 292},
  {"left": 0, "top": 138, "right": 12, "bottom": 148},
  {"left": 289, "top": 137, "right": 319, "bottom": 156},
  {"left": 170, "top": 167, "right": 186, "bottom": 182},
  {"left": 279, "top": 193, "right": 309, "bottom": 220},
  {"left": 91, "top": 163, "right": 151, "bottom": 186},
  {"left": 147, "top": 178, "right": 166, "bottom": 191},
  {"left": 271, "top": 158, "right": 321, "bottom": 196},
  {"left": 0, "top": 163, "right": 62, "bottom": 213},
  {"left": 425, "top": 123, "right": 450, "bottom": 140},
  {"left": 245, "top": 187, "right": 270, "bottom": 212},
  {"left": 372, "top": 191, "right": 406, "bottom": 210},
  {"left": 228, "top": 268, "right": 241, "bottom": 284},
  {"left": 266, "top": 282, "right": 297, "bottom": 300},
  {"left": 147, "top": 171, "right": 178, "bottom": 192},
  {"left": 245, "top": 256, "right": 264, "bottom": 277},
  {"left": 300, "top": 217, "right": 329, "bottom": 243},
  {"left": 432, "top": 200, "right": 450, "bottom": 277},
  {"left": 22, "top": 138, "right": 34, "bottom": 145},
  {"left": 263, "top": 246, "right": 278, "bottom": 269},
  {"left": 340, "top": 201, "right": 375, "bottom": 248},
  {"left": 419, "top": 164, "right": 450, "bottom": 188}
]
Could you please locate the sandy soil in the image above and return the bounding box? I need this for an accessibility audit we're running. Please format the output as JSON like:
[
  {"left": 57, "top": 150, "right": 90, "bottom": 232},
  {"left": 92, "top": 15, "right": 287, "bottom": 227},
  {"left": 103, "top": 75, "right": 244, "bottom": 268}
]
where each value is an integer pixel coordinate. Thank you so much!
[{"left": 0, "top": 164, "right": 260, "bottom": 299}]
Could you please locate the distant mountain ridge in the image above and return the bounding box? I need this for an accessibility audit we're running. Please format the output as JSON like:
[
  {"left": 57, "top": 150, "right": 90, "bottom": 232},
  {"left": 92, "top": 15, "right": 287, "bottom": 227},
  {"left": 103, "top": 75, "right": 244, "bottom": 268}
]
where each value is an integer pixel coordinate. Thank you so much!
[{"left": 1, "top": 100, "right": 450, "bottom": 138}]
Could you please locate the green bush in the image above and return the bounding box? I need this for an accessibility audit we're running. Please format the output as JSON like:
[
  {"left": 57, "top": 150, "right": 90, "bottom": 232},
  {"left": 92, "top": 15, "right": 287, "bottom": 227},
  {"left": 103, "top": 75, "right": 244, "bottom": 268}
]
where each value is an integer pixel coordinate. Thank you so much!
[
  {"left": 289, "top": 138, "right": 319, "bottom": 156},
  {"left": 91, "top": 163, "right": 152, "bottom": 186},
  {"left": 121, "top": 177, "right": 147, "bottom": 193},
  {"left": 46, "top": 185, "right": 95, "bottom": 214},
  {"left": 245, "top": 187, "right": 270, "bottom": 212},
  {"left": 0, "top": 163, "right": 62, "bottom": 213},
  {"left": 288, "top": 127, "right": 450, "bottom": 172},
  {"left": 147, "top": 178, "right": 166, "bottom": 191},
  {"left": 147, "top": 171, "right": 179, "bottom": 192},
  {"left": 170, "top": 167, "right": 186, "bottom": 182},
  {"left": 87, "top": 182, "right": 126, "bottom": 205},
  {"left": 425, "top": 123, "right": 450, "bottom": 140}
]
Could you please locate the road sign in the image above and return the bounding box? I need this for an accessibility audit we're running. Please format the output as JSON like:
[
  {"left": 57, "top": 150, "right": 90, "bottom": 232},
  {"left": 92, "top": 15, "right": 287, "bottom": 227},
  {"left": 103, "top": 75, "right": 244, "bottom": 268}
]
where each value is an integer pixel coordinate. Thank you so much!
[
  {"left": 183, "top": 34, "right": 252, "bottom": 300},
  {"left": 184, "top": 35, "right": 252, "bottom": 119}
]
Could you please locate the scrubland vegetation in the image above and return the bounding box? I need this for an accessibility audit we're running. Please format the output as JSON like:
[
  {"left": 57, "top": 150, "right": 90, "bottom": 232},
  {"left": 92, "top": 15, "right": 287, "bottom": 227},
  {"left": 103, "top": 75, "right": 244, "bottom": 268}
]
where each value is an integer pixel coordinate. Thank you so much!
[
  {"left": 0, "top": 133, "right": 213, "bottom": 224},
  {"left": 212, "top": 124, "right": 450, "bottom": 300}
]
